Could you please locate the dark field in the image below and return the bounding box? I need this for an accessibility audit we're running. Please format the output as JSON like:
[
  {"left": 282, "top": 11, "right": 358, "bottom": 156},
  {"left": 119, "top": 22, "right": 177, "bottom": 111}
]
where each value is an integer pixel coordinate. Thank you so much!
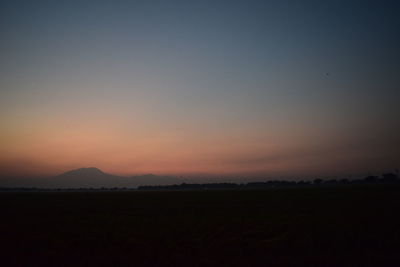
[{"left": 1, "top": 186, "right": 400, "bottom": 267}]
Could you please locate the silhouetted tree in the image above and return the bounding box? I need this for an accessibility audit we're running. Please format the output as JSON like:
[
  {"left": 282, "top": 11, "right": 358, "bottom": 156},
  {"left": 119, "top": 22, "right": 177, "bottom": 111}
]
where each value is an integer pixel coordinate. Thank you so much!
[
  {"left": 325, "top": 179, "right": 338, "bottom": 185},
  {"left": 364, "top": 176, "right": 379, "bottom": 183},
  {"left": 313, "top": 179, "right": 323, "bottom": 185},
  {"left": 382, "top": 173, "right": 398, "bottom": 183}
]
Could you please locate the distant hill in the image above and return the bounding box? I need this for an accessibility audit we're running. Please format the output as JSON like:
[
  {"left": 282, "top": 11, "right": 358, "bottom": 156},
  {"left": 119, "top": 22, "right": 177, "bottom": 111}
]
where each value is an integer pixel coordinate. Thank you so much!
[
  {"left": 49, "top": 167, "right": 181, "bottom": 188},
  {"left": 58, "top": 167, "right": 108, "bottom": 177},
  {"left": 52, "top": 167, "right": 122, "bottom": 188}
]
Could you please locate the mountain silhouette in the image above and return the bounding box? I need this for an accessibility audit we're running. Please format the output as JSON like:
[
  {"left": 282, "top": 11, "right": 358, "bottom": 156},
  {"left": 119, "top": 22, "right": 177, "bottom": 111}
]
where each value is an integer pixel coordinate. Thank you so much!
[
  {"left": 49, "top": 167, "right": 180, "bottom": 188},
  {"left": 57, "top": 167, "right": 108, "bottom": 177},
  {"left": 54, "top": 167, "right": 122, "bottom": 188}
]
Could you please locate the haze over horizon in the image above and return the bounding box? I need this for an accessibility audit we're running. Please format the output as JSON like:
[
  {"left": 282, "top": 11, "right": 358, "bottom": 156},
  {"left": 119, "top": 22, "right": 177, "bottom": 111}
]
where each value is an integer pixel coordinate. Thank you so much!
[{"left": 1, "top": 0, "right": 399, "bottom": 179}]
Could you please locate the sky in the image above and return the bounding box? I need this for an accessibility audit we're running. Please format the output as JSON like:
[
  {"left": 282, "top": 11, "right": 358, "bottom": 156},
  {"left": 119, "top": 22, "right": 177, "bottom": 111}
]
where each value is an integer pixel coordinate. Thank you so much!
[{"left": 1, "top": 0, "right": 399, "bottom": 178}]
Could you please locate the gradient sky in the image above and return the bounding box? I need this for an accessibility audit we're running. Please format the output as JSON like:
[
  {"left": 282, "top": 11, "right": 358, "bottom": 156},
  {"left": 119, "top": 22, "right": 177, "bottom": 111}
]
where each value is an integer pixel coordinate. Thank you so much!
[{"left": 1, "top": 0, "right": 399, "bottom": 177}]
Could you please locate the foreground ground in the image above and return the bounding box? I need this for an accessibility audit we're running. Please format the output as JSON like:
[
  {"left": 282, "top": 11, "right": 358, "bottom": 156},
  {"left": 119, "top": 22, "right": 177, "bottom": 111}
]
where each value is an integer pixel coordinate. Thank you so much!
[{"left": 1, "top": 185, "right": 400, "bottom": 266}]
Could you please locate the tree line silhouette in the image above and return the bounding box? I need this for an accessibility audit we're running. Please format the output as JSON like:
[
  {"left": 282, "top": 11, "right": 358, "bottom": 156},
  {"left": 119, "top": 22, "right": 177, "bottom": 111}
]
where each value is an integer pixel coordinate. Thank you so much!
[
  {"left": 0, "top": 172, "right": 398, "bottom": 191},
  {"left": 137, "top": 172, "right": 399, "bottom": 190}
]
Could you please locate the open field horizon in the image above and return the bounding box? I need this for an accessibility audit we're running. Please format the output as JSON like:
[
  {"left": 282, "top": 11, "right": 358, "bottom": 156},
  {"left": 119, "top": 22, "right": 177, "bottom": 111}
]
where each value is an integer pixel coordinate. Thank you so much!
[
  {"left": 2, "top": 185, "right": 400, "bottom": 266},
  {"left": 1, "top": 166, "right": 398, "bottom": 189}
]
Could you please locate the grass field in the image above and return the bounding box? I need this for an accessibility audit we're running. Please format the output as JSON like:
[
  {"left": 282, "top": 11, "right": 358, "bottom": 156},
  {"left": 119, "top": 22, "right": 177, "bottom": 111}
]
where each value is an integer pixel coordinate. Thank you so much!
[{"left": 1, "top": 185, "right": 400, "bottom": 266}]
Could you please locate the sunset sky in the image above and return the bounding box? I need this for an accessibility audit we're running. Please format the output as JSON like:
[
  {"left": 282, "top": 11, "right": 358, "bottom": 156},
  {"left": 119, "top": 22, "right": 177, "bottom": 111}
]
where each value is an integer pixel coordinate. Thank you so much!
[{"left": 1, "top": 0, "right": 399, "bottom": 178}]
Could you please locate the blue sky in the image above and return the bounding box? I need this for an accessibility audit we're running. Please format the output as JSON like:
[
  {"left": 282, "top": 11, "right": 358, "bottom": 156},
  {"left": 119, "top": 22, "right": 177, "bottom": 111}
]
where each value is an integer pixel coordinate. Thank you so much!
[{"left": 1, "top": 0, "right": 399, "bottom": 177}]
